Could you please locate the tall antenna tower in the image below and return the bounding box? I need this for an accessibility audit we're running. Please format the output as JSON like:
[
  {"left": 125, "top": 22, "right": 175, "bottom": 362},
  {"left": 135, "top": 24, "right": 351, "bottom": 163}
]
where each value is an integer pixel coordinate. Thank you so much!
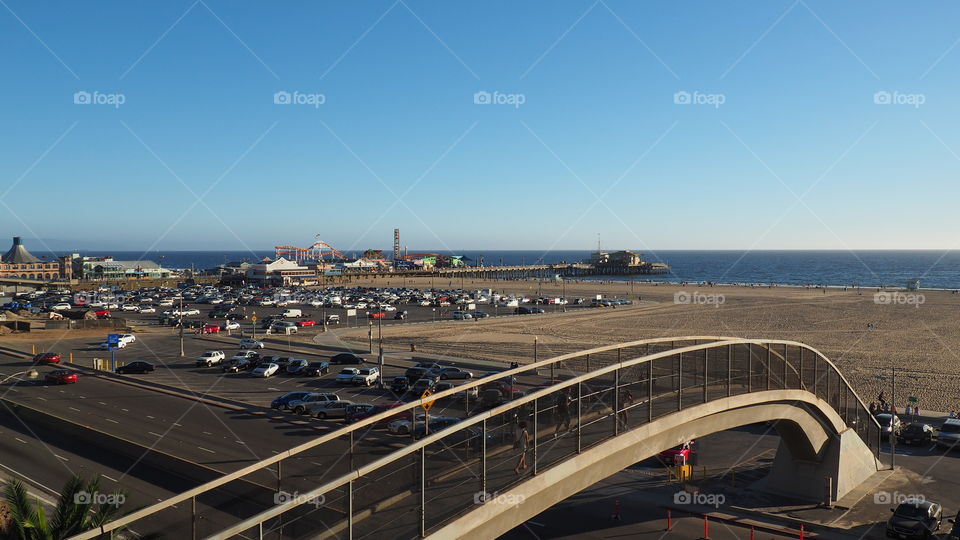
[{"left": 393, "top": 229, "right": 400, "bottom": 260}]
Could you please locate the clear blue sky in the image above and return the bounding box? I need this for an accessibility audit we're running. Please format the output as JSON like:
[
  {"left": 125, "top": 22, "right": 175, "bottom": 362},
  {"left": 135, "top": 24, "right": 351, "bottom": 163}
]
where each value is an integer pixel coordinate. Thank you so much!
[{"left": 1, "top": 1, "right": 959, "bottom": 252}]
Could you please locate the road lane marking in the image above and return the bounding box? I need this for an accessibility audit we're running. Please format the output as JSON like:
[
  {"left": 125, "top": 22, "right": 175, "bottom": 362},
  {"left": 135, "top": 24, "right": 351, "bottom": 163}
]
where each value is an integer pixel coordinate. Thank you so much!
[
  {"left": 68, "top": 406, "right": 81, "bottom": 412},
  {"left": 54, "top": 454, "right": 69, "bottom": 462},
  {"left": 78, "top": 395, "right": 86, "bottom": 399},
  {"left": 121, "top": 408, "right": 129, "bottom": 412},
  {"left": 198, "top": 447, "right": 216, "bottom": 454},
  {"left": 101, "top": 474, "right": 118, "bottom": 482},
  {"left": 0, "top": 463, "right": 58, "bottom": 504},
  {"left": 36, "top": 397, "right": 47, "bottom": 401},
  {"left": 105, "top": 418, "right": 119, "bottom": 424},
  {"left": 311, "top": 462, "right": 323, "bottom": 467},
  {"left": 98, "top": 402, "right": 107, "bottom": 405},
  {"left": 148, "top": 432, "right": 163, "bottom": 437},
  {"left": 174, "top": 423, "right": 183, "bottom": 427},
  {"left": 202, "top": 431, "right": 212, "bottom": 435},
  {"left": 146, "top": 415, "right": 155, "bottom": 419},
  {"left": 14, "top": 438, "right": 27, "bottom": 444}
]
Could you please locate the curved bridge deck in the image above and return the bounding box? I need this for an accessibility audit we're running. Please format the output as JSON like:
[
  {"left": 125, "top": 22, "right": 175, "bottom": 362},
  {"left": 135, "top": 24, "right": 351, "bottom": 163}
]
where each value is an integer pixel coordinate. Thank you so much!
[{"left": 69, "top": 337, "right": 882, "bottom": 540}]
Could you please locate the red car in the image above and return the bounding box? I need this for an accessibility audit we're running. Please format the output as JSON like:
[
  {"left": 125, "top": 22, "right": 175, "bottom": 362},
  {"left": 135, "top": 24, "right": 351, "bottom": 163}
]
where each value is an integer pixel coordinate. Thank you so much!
[
  {"left": 659, "top": 441, "right": 695, "bottom": 465},
  {"left": 202, "top": 324, "right": 221, "bottom": 334},
  {"left": 296, "top": 320, "right": 317, "bottom": 327},
  {"left": 94, "top": 309, "right": 111, "bottom": 319},
  {"left": 368, "top": 312, "right": 386, "bottom": 319},
  {"left": 33, "top": 353, "right": 61, "bottom": 364},
  {"left": 45, "top": 370, "right": 78, "bottom": 385}
]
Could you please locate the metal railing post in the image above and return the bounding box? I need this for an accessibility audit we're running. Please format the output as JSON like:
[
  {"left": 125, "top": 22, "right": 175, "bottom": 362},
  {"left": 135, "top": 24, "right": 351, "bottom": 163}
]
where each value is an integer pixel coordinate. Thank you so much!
[
  {"left": 748, "top": 344, "right": 753, "bottom": 393},
  {"left": 703, "top": 350, "right": 708, "bottom": 403},
  {"left": 614, "top": 369, "right": 620, "bottom": 435},
  {"left": 576, "top": 382, "right": 582, "bottom": 453},
  {"left": 677, "top": 353, "right": 683, "bottom": 411},
  {"left": 420, "top": 446, "right": 426, "bottom": 538},
  {"left": 799, "top": 346, "right": 804, "bottom": 390},
  {"left": 766, "top": 345, "right": 771, "bottom": 391},
  {"left": 648, "top": 360, "right": 653, "bottom": 423},
  {"left": 348, "top": 479, "right": 354, "bottom": 539},
  {"left": 727, "top": 344, "right": 732, "bottom": 397},
  {"left": 191, "top": 496, "right": 196, "bottom": 540},
  {"left": 481, "top": 419, "right": 487, "bottom": 495},
  {"left": 533, "top": 400, "right": 539, "bottom": 475},
  {"left": 813, "top": 355, "right": 819, "bottom": 397}
]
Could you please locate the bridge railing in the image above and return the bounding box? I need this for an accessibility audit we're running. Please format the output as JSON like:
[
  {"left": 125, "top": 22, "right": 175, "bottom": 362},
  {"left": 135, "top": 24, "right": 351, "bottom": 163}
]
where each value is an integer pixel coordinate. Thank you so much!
[{"left": 69, "top": 337, "right": 879, "bottom": 540}]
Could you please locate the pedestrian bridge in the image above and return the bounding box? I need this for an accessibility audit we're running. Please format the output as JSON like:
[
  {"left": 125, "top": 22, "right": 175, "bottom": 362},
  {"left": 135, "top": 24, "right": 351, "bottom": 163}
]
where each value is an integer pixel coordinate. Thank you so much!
[{"left": 70, "top": 337, "right": 882, "bottom": 540}]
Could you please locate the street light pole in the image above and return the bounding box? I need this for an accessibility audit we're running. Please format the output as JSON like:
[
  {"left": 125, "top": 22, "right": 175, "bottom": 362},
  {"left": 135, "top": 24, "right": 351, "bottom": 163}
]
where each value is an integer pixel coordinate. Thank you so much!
[
  {"left": 377, "top": 316, "right": 384, "bottom": 389},
  {"left": 178, "top": 295, "right": 185, "bottom": 357}
]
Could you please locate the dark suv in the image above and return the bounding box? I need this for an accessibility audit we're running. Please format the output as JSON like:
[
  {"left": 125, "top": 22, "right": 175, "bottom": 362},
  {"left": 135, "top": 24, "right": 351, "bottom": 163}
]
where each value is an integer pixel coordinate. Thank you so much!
[{"left": 886, "top": 500, "right": 942, "bottom": 539}]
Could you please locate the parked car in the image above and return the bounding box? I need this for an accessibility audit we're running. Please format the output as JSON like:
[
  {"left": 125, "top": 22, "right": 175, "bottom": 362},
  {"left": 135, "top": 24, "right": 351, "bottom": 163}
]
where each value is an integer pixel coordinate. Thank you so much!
[
  {"left": 50, "top": 303, "right": 71, "bottom": 311},
  {"left": 353, "top": 367, "right": 380, "bottom": 386},
  {"left": 303, "top": 361, "right": 331, "bottom": 377},
  {"left": 388, "top": 413, "right": 428, "bottom": 435},
  {"left": 452, "top": 311, "right": 472, "bottom": 320},
  {"left": 33, "top": 353, "right": 61, "bottom": 365},
  {"left": 222, "top": 358, "right": 252, "bottom": 373},
  {"left": 472, "top": 311, "right": 489, "bottom": 319},
  {"left": 659, "top": 441, "right": 695, "bottom": 465},
  {"left": 138, "top": 306, "right": 156, "bottom": 313},
  {"left": 346, "top": 401, "right": 406, "bottom": 424},
  {"left": 286, "top": 359, "right": 309, "bottom": 374},
  {"left": 411, "top": 416, "right": 462, "bottom": 440},
  {"left": 239, "top": 338, "right": 264, "bottom": 349},
  {"left": 311, "top": 400, "right": 355, "bottom": 420},
  {"left": 391, "top": 376, "right": 410, "bottom": 394},
  {"left": 937, "top": 418, "right": 960, "bottom": 450},
  {"left": 438, "top": 367, "right": 473, "bottom": 380},
  {"left": 223, "top": 321, "right": 241, "bottom": 331},
  {"left": 296, "top": 320, "right": 317, "bottom": 327},
  {"left": 45, "top": 369, "right": 78, "bottom": 385},
  {"left": 195, "top": 350, "right": 225, "bottom": 367},
  {"left": 393, "top": 311, "right": 408, "bottom": 320},
  {"left": 331, "top": 353, "right": 364, "bottom": 365},
  {"left": 271, "top": 391, "right": 312, "bottom": 410},
  {"left": 897, "top": 423, "right": 934, "bottom": 445},
  {"left": 876, "top": 413, "right": 903, "bottom": 436},
  {"left": 344, "top": 404, "right": 375, "bottom": 423},
  {"left": 336, "top": 368, "right": 361, "bottom": 384},
  {"left": 325, "top": 315, "right": 341, "bottom": 324},
  {"left": 116, "top": 361, "right": 155, "bottom": 374},
  {"left": 410, "top": 378, "right": 436, "bottom": 396},
  {"left": 251, "top": 363, "right": 279, "bottom": 378},
  {"left": 886, "top": 499, "right": 942, "bottom": 540},
  {"left": 289, "top": 393, "right": 340, "bottom": 415}
]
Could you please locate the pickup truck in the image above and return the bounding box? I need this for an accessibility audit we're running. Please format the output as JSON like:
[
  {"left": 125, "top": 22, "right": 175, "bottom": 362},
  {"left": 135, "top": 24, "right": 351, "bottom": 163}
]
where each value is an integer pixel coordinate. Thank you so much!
[{"left": 196, "top": 350, "right": 225, "bottom": 367}]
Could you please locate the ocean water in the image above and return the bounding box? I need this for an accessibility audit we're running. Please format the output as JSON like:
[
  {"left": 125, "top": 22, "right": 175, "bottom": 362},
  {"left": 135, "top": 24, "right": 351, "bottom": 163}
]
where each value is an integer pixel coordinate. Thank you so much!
[{"left": 46, "top": 249, "right": 960, "bottom": 290}]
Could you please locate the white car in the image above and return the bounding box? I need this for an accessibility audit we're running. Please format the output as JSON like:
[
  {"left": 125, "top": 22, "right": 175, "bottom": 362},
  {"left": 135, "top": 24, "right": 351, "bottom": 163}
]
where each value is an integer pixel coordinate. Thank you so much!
[
  {"left": 336, "top": 368, "right": 361, "bottom": 384},
  {"left": 388, "top": 414, "right": 427, "bottom": 435},
  {"left": 138, "top": 306, "right": 156, "bottom": 313},
  {"left": 51, "top": 303, "right": 71, "bottom": 311},
  {"left": 100, "top": 340, "right": 128, "bottom": 350},
  {"left": 251, "top": 363, "right": 279, "bottom": 377},
  {"left": 195, "top": 350, "right": 225, "bottom": 367},
  {"left": 121, "top": 304, "right": 139, "bottom": 312},
  {"left": 352, "top": 367, "right": 380, "bottom": 386},
  {"left": 158, "top": 299, "right": 174, "bottom": 307},
  {"left": 230, "top": 350, "right": 259, "bottom": 361},
  {"left": 239, "top": 338, "right": 264, "bottom": 349},
  {"left": 224, "top": 321, "right": 241, "bottom": 331},
  {"left": 383, "top": 305, "right": 397, "bottom": 312}
]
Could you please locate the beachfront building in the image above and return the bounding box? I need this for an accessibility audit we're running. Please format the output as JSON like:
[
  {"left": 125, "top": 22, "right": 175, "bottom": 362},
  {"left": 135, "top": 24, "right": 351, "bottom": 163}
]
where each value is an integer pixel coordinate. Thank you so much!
[
  {"left": 245, "top": 257, "right": 315, "bottom": 285},
  {"left": 0, "top": 237, "right": 72, "bottom": 281},
  {"left": 74, "top": 256, "right": 173, "bottom": 280}
]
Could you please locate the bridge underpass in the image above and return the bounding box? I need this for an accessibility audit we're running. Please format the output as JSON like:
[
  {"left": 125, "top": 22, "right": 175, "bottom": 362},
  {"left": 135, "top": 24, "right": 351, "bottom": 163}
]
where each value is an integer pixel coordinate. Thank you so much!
[{"left": 68, "top": 337, "right": 883, "bottom": 540}]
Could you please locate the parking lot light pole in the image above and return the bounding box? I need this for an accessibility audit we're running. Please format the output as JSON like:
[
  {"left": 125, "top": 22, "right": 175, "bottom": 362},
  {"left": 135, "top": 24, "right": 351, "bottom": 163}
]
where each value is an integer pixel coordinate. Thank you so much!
[
  {"left": 178, "top": 296, "right": 185, "bottom": 357},
  {"left": 377, "top": 316, "right": 384, "bottom": 389}
]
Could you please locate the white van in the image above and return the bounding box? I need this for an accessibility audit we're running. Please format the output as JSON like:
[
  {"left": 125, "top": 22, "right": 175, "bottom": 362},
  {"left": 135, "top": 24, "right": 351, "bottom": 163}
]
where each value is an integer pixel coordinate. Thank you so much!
[{"left": 281, "top": 308, "right": 302, "bottom": 318}]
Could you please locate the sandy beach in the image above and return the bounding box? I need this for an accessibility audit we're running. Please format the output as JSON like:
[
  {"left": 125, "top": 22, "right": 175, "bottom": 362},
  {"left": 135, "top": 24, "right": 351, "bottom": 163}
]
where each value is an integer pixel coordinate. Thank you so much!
[{"left": 339, "top": 276, "right": 960, "bottom": 413}]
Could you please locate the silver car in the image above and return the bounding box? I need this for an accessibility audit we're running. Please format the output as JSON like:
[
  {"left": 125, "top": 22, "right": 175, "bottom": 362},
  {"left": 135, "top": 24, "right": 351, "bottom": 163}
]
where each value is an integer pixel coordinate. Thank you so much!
[{"left": 309, "top": 400, "right": 355, "bottom": 420}]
